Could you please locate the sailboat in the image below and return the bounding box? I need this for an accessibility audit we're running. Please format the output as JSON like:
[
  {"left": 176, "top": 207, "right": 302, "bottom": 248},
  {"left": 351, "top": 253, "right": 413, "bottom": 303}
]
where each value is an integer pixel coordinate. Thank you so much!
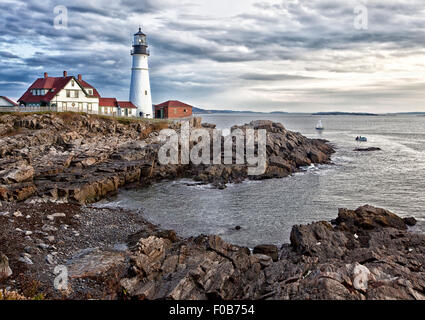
[{"left": 315, "top": 120, "right": 324, "bottom": 131}]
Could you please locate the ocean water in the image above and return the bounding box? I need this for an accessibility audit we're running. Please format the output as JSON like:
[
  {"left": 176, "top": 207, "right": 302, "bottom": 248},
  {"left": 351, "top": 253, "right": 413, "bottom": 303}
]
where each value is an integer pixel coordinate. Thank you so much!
[{"left": 99, "top": 114, "right": 425, "bottom": 248}]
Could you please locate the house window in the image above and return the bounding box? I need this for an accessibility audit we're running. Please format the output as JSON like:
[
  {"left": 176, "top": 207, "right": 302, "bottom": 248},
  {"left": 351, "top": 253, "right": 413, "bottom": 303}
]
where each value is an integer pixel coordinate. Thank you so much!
[
  {"left": 184, "top": 109, "right": 187, "bottom": 113},
  {"left": 66, "top": 90, "right": 71, "bottom": 98},
  {"left": 71, "top": 80, "right": 75, "bottom": 87},
  {"left": 75, "top": 91, "right": 79, "bottom": 98},
  {"left": 174, "top": 108, "right": 177, "bottom": 114},
  {"left": 63, "top": 102, "right": 67, "bottom": 110},
  {"left": 87, "top": 103, "right": 92, "bottom": 111}
]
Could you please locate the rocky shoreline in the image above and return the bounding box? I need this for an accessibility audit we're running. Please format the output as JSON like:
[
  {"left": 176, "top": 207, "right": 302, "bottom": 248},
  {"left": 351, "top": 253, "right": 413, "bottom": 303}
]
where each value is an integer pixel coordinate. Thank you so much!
[
  {"left": 1, "top": 112, "right": 424, "bottom": 300},
  {"left": 0, "top": 112, "right": 334, "bottom": 202},
  {"left": 1, "top": 201, "right": 423, "bottom": 300}
]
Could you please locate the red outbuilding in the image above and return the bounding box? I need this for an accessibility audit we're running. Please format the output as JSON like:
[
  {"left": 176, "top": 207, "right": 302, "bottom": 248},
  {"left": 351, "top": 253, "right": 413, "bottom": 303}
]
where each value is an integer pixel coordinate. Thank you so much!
[{"left": 154, "top": 100, "right": 193, "bottom": 119}]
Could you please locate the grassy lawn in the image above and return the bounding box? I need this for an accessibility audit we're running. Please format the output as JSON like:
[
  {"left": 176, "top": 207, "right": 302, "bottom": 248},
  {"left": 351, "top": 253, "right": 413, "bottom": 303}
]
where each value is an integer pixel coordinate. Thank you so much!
[{"left": 0, "top": 110, "right": 172, "bottom": 126}]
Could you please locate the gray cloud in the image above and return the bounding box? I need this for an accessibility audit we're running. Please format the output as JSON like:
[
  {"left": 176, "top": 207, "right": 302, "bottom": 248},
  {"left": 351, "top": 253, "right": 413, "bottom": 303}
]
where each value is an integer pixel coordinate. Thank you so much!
[{"left": 0, "top": 0, "right": 424, "bottom": 112}]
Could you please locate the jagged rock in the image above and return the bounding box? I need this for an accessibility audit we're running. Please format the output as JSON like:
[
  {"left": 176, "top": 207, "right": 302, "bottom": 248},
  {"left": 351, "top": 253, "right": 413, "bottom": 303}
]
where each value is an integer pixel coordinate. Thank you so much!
[
  {"left": 116, "top": 205, "right": 425, "bottom": 300},
  {"left": 120, "top": 234, "right": 264, "bottom": 300},
  {"left": 0, "top": 113, "right": 334, "bottom": 203},
  {"left": 290, "top": 221, "right": 349, "bottom": 260}
]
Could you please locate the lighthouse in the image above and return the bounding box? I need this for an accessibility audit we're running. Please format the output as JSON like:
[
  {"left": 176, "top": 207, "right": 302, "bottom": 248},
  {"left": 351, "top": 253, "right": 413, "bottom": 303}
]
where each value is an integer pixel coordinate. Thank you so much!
[{"left": 129, "top": 28, "right": 153, "bottom": 118}]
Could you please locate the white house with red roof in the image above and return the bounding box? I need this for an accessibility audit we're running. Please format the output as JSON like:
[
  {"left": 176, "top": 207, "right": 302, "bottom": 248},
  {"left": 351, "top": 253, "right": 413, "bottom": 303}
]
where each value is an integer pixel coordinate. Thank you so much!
[
  {"left": 0, "top": 96, "right": 18, "bottom": 107},
  {"left": 18, "top": 71, "right": 137, "bottom": 117},
  {"left": 18, "top": 71, "right": 100, "bottom": 111}
]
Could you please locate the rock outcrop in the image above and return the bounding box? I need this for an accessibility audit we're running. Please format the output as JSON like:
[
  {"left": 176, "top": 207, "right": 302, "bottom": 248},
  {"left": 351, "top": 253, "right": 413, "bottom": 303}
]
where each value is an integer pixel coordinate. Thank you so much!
[
  {"left": 0, "top": 113, "right": 334, "bottom": 203},
  {"left": 119, "top": 205, "right": 424, "bottom": 300},
  {"left": 268, "top": 205, "right": 424, "bottom": 300},
  {"left": 120, "top": 235, "right": 266, "bottom": 300}
]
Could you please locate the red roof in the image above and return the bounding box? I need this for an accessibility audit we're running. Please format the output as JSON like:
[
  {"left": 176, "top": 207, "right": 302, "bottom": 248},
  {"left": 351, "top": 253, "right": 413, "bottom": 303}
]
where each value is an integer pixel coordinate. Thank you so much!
[
  {"left": 0, "top": 96, "right": 18, "bottom": 106},
  {"left": 79, "top": 79, "right": 101, "bottom": 98},
  {"left": 99, "top": 99, "right": 137, "bottom": 109},
  {"left": 18, "top": 75, "right": 100, "bottom": 104},
  {"left": 155, "top": 100, "right": 193, "bottom": 108},
  {"left": 117, "top": 101, "right": 137, "bottom": 109},
  {"left": 99, "top": 97, "right": 117, "bottom": 107}
]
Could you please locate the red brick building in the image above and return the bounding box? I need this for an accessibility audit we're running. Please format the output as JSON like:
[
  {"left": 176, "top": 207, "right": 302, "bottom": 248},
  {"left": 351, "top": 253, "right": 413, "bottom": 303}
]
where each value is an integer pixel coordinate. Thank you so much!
[{"left": 154, "top": 100, "right": 193, "bottom": 119}]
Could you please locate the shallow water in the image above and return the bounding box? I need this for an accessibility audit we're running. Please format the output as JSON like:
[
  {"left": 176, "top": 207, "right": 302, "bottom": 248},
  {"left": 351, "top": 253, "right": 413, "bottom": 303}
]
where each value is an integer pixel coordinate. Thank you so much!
[{"left": 97, "top": 114, "right": 425, "bottom": 248}]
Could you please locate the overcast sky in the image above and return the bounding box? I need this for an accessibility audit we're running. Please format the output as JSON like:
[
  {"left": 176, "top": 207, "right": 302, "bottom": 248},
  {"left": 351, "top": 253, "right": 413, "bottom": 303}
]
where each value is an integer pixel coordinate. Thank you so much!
[{"left": 1, "top": 0, "right": 425, "bottom": 112}]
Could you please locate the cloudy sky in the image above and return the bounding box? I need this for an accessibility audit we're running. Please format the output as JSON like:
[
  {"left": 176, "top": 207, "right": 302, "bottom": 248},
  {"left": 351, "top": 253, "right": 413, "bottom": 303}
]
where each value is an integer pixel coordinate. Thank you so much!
[{"left": 1, "top": 0, "right": 425, "bottom": 112}]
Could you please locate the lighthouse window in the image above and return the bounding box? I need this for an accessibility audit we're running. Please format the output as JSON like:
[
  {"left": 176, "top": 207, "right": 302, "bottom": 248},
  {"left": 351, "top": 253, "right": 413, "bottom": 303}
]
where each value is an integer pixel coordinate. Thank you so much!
[{"left": 145, "top": 90, "right": 148, "bottom": 95}]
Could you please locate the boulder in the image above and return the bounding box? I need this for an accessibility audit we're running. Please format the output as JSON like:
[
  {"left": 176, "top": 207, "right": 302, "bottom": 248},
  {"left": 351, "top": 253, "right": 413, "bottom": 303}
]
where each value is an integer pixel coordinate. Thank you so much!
[
  {"left": 403, "top": 217, "right": 417, "bottom": 226},
  {"left": 335, "top": 205, "right": 407, "bottom": 231}
]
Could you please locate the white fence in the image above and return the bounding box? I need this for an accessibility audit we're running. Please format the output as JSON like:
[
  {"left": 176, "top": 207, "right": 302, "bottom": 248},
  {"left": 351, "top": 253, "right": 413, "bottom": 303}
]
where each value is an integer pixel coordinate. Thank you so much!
[
  {"left": 0, "top": 106, "right": 55, "bottom": 113},
  {"left": 0, "top": 106, "right": 138, "bottom": 119}
]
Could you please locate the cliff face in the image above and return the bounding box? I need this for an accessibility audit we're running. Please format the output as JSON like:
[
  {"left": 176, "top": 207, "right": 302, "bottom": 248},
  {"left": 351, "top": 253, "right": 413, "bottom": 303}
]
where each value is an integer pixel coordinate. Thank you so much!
[{"left": 0, "top": 113, "right": 334, "bottom": 203}]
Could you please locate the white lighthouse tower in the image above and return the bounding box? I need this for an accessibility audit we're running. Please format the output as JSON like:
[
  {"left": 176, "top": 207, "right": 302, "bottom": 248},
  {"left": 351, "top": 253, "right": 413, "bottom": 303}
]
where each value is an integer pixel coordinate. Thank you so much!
[{"left": 129, "top": 28, "right": 153, "bottom": 118}]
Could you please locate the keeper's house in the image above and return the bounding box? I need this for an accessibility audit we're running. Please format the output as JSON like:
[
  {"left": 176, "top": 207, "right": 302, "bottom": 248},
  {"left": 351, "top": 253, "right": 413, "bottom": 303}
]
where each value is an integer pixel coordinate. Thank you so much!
[
  {"left": 0, "top": 96, "right": 18, "bottom": 107},
  {"left": 18, "top": 71, "right": 137, "bottom": 117},
  {"left": 154, "top": 100, "right": 193, "bottom": 119}
]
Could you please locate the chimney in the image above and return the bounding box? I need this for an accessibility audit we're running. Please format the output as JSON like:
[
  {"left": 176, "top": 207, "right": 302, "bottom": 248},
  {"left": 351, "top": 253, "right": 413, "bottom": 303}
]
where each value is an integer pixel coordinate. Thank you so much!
[
  {"left": 44, "top": 72, "right": 48, "bottom": 78},
  {"left": 78, "top": 74, "right": 82, "bottom": 81},
  {"left": 63, "top": 70, "right": 67, "bottom": 77}
]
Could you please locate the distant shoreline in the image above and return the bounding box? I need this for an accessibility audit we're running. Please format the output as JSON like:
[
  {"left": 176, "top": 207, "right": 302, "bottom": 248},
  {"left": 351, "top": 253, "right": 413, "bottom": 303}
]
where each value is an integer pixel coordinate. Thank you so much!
[{"left": 193, "top": 110, "right": 425, "bottom": 116}]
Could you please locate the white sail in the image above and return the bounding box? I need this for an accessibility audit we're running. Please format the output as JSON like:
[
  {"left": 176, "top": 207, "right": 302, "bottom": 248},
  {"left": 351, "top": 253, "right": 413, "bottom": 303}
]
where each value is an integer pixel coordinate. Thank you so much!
[{"left": 316, "top": 120, "right": 323, "bottom": 129}]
